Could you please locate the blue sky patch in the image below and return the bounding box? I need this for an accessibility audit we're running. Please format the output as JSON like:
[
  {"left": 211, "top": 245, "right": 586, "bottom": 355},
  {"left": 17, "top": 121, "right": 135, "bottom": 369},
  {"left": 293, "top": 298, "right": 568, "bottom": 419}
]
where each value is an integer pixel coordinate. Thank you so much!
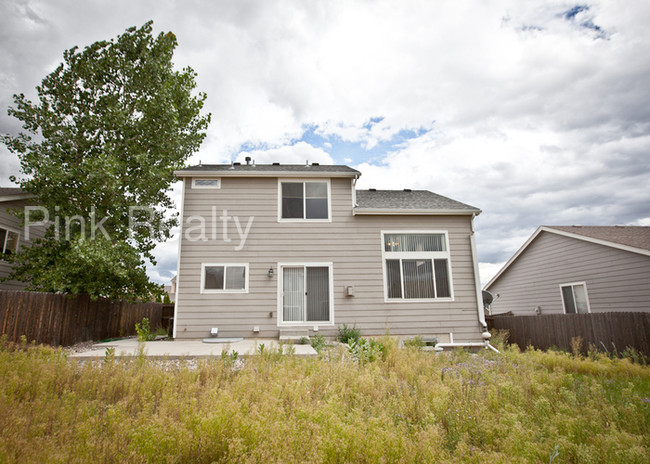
[
  {"left": 297, "top": 123, "right": 430, "bottom": 165},
  {"left": 563, "top": 4, "right": 606, "bottom": 38}
]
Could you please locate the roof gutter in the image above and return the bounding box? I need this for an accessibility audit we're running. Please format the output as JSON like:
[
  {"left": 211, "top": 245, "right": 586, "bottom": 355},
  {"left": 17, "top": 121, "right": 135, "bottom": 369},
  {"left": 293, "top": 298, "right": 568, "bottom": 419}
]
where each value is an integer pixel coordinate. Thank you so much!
[
  {"left": 353, "top": 208, "right": 481, "bottom": 216},
  {"left": 173, "top": 170, "right": 359, "bottom": 179},
  {"left": 0, "top": 193, "right": 36, "bottom": 203}
]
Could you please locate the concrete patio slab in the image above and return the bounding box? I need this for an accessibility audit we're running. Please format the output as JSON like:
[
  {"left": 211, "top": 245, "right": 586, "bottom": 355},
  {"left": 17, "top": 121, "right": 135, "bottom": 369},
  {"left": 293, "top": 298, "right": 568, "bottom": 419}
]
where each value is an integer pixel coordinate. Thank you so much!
[{"left": 69, "top": 337, "right": 317, "bottom": 360}]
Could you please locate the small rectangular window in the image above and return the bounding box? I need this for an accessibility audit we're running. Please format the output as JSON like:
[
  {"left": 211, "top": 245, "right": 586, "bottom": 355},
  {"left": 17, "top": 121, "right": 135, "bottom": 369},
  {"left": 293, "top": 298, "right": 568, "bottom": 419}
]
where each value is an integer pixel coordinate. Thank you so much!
[
  {"left": 384, "top": 233, "right": 446, "bottom": 252},
  {"left": 282, "top": 182, "right": 304, "bottom": 218},
  {"left": 192, "top": 178, "right": 221, "bottom": 189},
  {"left": 560, "top": 282, "right": 590, "bottom": 314},
  {"left": 0, "top": 228, "right": 19, "bottom": 257},
  {"left": 305, "top": 182, "right": 328, "bottom": 219},
  {"left": 280, "top": 181, "right": 329, "bottom": 220},
  {"left": 202, "top": 264, "right": 248, "bottom": 293}
]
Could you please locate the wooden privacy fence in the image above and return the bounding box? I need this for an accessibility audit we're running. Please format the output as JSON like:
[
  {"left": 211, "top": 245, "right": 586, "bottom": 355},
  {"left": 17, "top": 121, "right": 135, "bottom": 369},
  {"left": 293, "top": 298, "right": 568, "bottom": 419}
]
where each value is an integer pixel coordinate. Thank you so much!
[
  {"left": 0, "top": 290, "right": 174, "bottom": 347},
  {"left": 487, "top": 312, "right": 650, "bottom": 358}
]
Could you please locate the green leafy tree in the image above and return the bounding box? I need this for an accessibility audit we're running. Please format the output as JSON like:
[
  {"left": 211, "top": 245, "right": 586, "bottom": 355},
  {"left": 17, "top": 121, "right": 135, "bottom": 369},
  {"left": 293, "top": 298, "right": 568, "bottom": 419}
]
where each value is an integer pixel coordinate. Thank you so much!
[{"left": 1, "top": 21, "right": 210, "bottom": 300}]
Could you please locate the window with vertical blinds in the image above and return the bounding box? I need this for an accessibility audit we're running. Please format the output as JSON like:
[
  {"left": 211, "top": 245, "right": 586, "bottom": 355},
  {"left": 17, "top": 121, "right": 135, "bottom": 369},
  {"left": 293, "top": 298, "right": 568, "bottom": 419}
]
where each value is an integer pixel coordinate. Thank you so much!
[
  {"left": 383, "top": 232, "right": 453, "bottom": 300},
  {"left": 281, "top": 265, "right": 331, "bottom": 324}
]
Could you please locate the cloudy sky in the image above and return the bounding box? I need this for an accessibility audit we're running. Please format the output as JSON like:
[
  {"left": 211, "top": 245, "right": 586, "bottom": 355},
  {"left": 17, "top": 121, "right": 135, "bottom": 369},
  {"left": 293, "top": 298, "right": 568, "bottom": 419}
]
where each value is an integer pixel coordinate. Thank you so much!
[{"left": 2, "top": 0, "right": 649, "bottom": 287}]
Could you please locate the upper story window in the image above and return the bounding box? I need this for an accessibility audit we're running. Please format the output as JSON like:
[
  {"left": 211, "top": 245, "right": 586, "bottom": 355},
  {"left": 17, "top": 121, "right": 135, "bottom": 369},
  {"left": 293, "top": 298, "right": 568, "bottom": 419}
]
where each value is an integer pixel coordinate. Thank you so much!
[
  {"left": 280, "top": 180, "right": 330, "bottom": 221},
  {"left": 192, "top": 178, "right": 221, "bottom": 189},
  {"left": 0, "top": 227, "right": 19, "bottom": 258},
  {"left": 382, "top": 232, "right": 453, "bottom": 301}
]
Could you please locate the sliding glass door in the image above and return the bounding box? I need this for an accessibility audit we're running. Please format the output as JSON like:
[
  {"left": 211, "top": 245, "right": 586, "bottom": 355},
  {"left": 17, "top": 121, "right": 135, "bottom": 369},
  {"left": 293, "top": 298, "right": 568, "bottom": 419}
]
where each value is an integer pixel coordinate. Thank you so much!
[{"left": 282, "top": 265, "right": 331, "bottom": 323}]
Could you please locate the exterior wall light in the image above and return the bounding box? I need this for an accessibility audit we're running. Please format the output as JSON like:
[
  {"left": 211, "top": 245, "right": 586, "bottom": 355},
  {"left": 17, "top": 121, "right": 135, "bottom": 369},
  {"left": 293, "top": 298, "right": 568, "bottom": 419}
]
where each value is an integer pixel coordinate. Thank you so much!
[{"left": 268, "top": 267, "right": 274, "bottom": 278}]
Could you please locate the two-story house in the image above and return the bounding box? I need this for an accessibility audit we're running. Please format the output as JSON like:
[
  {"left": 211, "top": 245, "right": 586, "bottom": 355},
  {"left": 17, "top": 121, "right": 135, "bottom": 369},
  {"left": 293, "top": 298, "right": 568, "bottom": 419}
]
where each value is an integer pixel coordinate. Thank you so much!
[{"left": 172, "top": 162, "right": 487, "bottom": 345}]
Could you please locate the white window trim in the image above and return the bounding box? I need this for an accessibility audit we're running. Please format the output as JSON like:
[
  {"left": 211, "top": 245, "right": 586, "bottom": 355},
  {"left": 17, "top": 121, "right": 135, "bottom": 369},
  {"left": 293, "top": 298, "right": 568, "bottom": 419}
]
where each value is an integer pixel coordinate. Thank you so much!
[
  {"left": 200, "top": 263, "right": 249, "bottom": 294},
  {"left": 0, "top": 226, "right": 20, "bottom": 255},
  {"left": 277, "top": 179, "right": 332, "bottom": 223},
  {"left": 277, "top": 262, "right": 335, "bottom": 326},
  {"left": 381, "top": 230, "right": 455, "bottom": 303},
  {"left": 559, "top": 281, "right": 591, "bottom": 314},
  {"left": 192, "top": 178, "right": 221, "bottom": 189}
]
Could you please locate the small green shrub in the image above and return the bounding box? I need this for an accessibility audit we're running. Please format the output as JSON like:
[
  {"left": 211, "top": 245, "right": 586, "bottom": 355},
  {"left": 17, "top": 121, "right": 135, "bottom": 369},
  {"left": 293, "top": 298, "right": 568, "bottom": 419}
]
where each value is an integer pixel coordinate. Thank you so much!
[
  {"left": 310, "top": 333, "right": 326, "bottom": 353},
  {"left": 403, "top": 335, "right": 425, "bottom": 349},
  {"left": 337, "top": 323, "right": 360, "bottom": 344},
  {"left": 135, "top": 317, "right": 156, "bottom": 342},
  {"left": 103, "top": 346, "right": 115, "bottom": 363},
  {"left": 298, "top": 337, "right": 310, "bottom": 345},
  {"left": 347, "top": 337, "right": 385, "bottom": 364}
]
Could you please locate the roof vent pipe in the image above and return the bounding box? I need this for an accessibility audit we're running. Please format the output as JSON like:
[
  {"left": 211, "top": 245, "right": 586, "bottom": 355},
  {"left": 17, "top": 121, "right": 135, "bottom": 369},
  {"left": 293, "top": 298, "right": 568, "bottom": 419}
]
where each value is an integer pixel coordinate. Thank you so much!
[
  {"left": 245, "top": 156, "right": 251, "bottom": 165},
  {"left": 305, "top": 159, "right": 310, "bottom": 167}
]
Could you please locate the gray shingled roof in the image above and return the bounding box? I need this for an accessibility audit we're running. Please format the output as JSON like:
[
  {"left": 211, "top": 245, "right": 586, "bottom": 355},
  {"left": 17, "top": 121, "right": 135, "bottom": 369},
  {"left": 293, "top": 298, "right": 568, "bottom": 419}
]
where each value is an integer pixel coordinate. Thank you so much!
[
  {"left": 355, "top": 190, "right": 480, "bottom": 212},
  {"left": 546, "top": 226, "right": 650, "bottom": 252},
  {"left": 176, "top": 163, "right": 360, "bottom": 175}
]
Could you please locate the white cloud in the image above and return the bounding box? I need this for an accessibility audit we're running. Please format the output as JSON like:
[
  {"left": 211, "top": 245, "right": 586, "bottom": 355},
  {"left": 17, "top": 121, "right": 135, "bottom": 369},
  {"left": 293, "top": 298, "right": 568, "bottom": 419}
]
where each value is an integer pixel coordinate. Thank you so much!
[{"left": 235, "top": 141, "right": 334, "bottom": 165}]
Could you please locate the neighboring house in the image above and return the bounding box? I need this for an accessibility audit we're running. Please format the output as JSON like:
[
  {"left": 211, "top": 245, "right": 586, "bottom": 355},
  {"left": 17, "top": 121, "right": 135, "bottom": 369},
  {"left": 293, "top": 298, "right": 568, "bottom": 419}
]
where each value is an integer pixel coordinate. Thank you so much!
[
  {"left": 0, "top": 188, "right": 38, "bottom": 290},
  {"left": 172, "top": 162, "right": 487, "bottom": 345},
  {"left": 164, "top": 275, "right": 176, "bottom": 302},
  {"left": 484, "top": 226, "right": 650, "bottom": 315}
]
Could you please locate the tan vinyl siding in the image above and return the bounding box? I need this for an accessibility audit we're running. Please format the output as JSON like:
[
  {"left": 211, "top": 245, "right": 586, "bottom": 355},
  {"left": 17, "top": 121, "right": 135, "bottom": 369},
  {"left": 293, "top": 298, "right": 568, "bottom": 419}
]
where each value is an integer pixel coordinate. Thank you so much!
[
  {"left": 488, "top": 231, "right": 650, "bottom": 315},
  {"left": 175, "top": 177, "right": 482, "bottom": 341}
]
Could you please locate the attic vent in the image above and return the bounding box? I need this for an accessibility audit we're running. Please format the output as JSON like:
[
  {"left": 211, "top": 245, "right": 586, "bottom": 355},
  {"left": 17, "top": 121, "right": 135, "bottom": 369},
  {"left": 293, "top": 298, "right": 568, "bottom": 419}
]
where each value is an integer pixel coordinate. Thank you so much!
[
  {"left": 403, "top": 189, "right": 412, "bottom": 192},
  {"left": 272, "top": 162, "right": 280, "bottom": 166},
  {"left": 233, "top": 162, "right": 241, "bottom": 166},
  {"left": 312, "top": 162, "right": 320, "bottom": 166},
  {"left": 369, "top": 188, "right": 377, "bottom": 192}
]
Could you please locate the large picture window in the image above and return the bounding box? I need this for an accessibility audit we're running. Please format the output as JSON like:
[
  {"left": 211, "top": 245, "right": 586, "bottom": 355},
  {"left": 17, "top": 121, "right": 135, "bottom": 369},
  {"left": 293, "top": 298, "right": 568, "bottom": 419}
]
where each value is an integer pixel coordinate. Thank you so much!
[
  {"left": 201, "top": 264, "right": 248, "bottom": 293},
  {"left": 382, "top": 232, "right": 453, "bottom": 301},
  {"left": 560, "top": 282, "right": 590, "bottom": 314},
  {"left": 280, "top": 181, "right": 329, "bottom": 220}
]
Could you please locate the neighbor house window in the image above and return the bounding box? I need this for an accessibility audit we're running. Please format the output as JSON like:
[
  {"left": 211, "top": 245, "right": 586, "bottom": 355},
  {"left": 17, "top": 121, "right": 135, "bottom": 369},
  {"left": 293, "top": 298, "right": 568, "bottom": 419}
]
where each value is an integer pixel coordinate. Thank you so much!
[
  {"left": 560, "top": 282, "right": 590, "bottom": 314},
  {"left": 0, "top": 228, "right": 19, "bottom": 258},
  {"left": 192, "top": 178, "right": 221, "bottom": 189},
  {"left": 280, "top": 181, "right": 329, "bottom": 220},
  {"left": 382, "top": 232, "right": 453, "bottom": 300},
  {"left": 201, "top": 264, "right": 248, "bottom": 293}
]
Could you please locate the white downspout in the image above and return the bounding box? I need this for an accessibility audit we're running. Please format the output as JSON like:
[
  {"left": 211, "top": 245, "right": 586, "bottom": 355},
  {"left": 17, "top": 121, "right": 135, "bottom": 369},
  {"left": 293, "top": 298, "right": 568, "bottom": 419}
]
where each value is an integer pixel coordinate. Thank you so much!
[
  {"left": 469, "top": 213, "right": 499, "bottom": 353},
  {"left": 172, "top": 178, "right": 186, "bottom": 339},
  {"left": 432, "top": 214, "right": 500, "bottom": 353}
]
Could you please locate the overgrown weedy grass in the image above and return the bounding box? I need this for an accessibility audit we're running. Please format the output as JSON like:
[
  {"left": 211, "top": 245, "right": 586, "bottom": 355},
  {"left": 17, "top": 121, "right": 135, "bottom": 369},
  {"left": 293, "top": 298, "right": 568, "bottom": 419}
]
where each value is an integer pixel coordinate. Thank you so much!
[{"left": 0, "top": 335, "right": 648, "bottom": 463}]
